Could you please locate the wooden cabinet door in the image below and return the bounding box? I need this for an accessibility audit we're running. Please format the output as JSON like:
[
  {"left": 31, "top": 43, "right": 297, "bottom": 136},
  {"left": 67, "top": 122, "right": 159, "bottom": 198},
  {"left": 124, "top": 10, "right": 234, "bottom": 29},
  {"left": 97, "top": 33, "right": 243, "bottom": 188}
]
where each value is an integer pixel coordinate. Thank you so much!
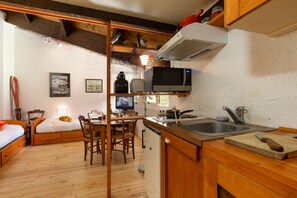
[
  {"left": 225, "top": 0, "right": 269, "bottom": 26},
  {"left": 161, "top": 130, "right": 202, "bottom": 198},
  {"left": 224, "top": 0, "right": 240, "bottom": 26},
  {"left": 239, "top": 0, "right": 269, "bottom": 16}
]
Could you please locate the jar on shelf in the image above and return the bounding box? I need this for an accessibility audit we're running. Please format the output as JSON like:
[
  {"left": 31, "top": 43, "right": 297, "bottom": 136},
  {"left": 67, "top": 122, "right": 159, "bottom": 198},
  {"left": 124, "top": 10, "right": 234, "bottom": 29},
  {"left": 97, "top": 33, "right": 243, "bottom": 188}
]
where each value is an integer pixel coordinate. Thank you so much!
[{"left": 211, "top": 5, "right": 223, "bottom": 19}]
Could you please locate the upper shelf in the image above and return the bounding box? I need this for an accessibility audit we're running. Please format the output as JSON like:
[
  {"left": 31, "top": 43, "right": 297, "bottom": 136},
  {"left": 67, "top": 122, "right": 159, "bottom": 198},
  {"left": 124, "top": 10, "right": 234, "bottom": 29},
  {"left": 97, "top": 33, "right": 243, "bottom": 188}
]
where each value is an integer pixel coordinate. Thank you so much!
[
  {"left": 207, "top": 11, "right": 224, "bottom": 27},
  {"left": 110, "top": 92, "right": 191, "bottom": 97},
  {"left": 111, "top": 44, "right": 157, "bottom": 55},
  {"left": 110, "top": 115, "right": 145, "bottom": 122},
  {"left": 110, "top": 27, "right": 172, "bottom": 66}
]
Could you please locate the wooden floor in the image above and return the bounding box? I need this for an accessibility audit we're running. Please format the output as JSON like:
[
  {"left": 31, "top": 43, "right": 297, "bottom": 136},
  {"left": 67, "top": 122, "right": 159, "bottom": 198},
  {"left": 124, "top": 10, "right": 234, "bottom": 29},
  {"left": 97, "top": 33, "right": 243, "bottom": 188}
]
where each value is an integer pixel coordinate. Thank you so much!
[{"left": 0, "top": 137, "right": 147, "bottom": 198}]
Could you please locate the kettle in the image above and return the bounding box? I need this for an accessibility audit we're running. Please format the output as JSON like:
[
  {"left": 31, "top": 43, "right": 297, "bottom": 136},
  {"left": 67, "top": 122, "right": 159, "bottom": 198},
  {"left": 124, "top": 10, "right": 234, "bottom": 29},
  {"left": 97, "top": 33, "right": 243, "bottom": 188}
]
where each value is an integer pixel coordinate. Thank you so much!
[
  {"left": 181, "top": 9, "right": 204, "bottom": 28},
  {"left": 130, "top": 78, "right": 145, "bottom": 93}
]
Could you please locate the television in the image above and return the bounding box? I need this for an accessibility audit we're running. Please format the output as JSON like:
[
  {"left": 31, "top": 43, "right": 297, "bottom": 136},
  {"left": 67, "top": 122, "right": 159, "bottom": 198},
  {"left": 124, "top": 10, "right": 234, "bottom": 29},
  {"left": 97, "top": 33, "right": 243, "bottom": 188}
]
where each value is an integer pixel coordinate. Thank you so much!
[{"left": 115, "top": 96, "right": 134, "bottom": 111}]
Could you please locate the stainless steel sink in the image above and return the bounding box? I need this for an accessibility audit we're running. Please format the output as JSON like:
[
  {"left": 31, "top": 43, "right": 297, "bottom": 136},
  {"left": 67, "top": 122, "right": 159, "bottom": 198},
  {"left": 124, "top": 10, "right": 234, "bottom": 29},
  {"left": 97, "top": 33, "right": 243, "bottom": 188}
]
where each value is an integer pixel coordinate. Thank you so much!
[
  {"left": 180, "top": 121, "right": 256, "bottom": 136},
  {"left": 181, "top": 122, "right": 249, "bottom": 133}
]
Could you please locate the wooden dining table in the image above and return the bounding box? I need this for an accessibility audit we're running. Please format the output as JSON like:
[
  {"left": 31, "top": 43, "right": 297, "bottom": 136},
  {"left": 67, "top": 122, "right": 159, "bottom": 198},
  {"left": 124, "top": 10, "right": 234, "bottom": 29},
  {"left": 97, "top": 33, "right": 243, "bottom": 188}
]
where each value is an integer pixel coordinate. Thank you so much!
[{"left": 91, "top": 116, "right": 144, "bottom": 165}]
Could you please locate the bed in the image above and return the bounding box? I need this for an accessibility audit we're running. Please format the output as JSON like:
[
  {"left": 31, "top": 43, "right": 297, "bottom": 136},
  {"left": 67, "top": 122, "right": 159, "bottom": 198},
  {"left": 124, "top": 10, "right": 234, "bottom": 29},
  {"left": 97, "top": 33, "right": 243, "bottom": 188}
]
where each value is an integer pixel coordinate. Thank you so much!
[
  {"left": 0, "top": 120, "right": 27, "bottom": 167},
  {"left": 31, "top": 116, "right": 83, "bottom": 145}
]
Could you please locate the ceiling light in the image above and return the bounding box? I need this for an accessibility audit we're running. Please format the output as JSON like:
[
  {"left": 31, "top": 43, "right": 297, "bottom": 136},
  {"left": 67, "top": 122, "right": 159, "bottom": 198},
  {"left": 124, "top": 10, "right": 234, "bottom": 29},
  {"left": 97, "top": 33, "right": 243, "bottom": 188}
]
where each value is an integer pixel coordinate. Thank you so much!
[{"left": 140, "top": 55, "right": 149, "bottom": 66}]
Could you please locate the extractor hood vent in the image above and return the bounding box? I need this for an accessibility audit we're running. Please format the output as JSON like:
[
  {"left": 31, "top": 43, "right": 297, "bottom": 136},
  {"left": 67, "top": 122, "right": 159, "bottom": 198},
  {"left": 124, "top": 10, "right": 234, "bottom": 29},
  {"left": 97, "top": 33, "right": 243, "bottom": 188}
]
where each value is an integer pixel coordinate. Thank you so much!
[{"left": 157, "top": 23, "right": 228, "bottom": 61}]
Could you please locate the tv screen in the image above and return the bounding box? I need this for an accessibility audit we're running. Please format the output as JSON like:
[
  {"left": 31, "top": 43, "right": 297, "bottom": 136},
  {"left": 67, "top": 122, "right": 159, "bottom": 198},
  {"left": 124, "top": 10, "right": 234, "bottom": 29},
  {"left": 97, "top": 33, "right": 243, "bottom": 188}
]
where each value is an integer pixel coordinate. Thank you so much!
[{"left": 115, "top": 96, "right": 134, "bottom": 110}]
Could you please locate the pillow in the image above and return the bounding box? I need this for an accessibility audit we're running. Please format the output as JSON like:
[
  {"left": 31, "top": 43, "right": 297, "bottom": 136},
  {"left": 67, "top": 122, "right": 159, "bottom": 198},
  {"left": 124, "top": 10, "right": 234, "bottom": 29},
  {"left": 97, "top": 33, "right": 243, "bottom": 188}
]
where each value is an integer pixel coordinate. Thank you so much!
[
  {"left": 0, "top": 121, "right": 6, "bottom": 130},
  {"left": 59, "top": 116, "right": 72, "bottom": 122}
]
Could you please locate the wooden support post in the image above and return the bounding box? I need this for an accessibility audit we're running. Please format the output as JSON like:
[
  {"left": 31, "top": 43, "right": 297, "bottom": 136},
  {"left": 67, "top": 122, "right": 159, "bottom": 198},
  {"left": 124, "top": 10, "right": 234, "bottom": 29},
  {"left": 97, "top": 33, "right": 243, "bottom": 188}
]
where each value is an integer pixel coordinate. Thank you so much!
[{"left": 106, "top": 21, "right": 112, "bottom": 198}]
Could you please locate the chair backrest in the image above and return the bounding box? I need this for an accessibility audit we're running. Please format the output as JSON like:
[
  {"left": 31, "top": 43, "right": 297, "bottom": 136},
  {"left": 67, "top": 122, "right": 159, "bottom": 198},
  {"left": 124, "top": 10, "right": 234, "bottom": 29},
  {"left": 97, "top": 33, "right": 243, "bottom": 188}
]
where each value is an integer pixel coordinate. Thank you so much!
[
  {"left": 28, "top": 109, "right": 45, "bottom": 124},
  {"left": 122, "top": 120, "right": 137, "bottom": 135},
  {"left": 111, "top": 112, "right": 119, "bottom": 117},
  {"left": 88, "top": 110, "right": 103, "bottom": 121},
  {"left": 123, "top": 110, "right": 138, "bottom": 116},
  {"left": 78, "top": 115, "right": 92, "bottom": 138}
]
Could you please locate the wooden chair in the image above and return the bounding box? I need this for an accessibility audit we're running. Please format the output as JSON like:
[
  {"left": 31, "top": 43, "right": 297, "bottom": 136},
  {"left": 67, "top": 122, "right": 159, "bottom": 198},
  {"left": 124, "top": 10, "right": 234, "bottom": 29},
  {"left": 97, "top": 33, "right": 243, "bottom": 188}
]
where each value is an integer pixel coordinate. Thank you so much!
[
  {"left": 28, "top": 109, "right": 45, "bottom": 124},
  {"left": 78, "top": 115, "right": 101, "bottom": 165},
  {"left": 112, "top": 120, "right": 137, "bottom": 164},
  {"left": 88, "top": 110, "right": 105, "bottom": 122}
]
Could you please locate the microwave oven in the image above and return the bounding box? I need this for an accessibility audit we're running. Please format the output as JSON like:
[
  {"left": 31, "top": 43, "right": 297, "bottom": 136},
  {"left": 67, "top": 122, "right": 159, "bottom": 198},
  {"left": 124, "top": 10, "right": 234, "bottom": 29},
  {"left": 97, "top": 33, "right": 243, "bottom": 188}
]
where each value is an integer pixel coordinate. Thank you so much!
[{"left": 144, "top": 67, "right": 191, "bottom": 92}]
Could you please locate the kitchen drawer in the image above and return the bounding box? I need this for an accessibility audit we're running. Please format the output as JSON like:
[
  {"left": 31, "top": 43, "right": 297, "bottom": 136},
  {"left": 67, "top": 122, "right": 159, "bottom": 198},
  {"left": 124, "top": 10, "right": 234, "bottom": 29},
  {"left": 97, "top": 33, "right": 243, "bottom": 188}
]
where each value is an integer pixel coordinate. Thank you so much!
[
  {"left": 161, "top": 130, "right": 199, "bottom": 161},
  {"left": 34, "top": 133, "right": 62, "bottom": 145},
  {"left": 2, "top": 136, "right": 26, "bottom": 165},
  {"left": 62, "top": 131, "right": 83, "bottom": 142},
  {"left": 217, "top": 163, "right": 281, "bottom": 197}
]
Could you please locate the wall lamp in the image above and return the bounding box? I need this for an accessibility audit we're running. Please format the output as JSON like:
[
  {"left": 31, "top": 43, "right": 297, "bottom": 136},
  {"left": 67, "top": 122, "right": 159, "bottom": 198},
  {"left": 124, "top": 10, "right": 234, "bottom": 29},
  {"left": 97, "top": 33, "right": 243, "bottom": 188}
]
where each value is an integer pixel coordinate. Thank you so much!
[{"left": 140, "top": 55, "right": 149, "bottom": 66}]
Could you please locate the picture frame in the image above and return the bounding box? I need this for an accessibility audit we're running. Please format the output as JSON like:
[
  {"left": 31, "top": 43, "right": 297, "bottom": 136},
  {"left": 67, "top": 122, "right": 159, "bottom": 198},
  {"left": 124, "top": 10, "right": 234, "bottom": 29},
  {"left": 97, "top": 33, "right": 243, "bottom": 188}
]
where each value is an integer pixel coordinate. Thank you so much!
[
  {"left": 49, "top": 73, "right": 70, "bottom": 97},
  {"left": 85, "top": 79, "right": 103, "bottom": 93}
]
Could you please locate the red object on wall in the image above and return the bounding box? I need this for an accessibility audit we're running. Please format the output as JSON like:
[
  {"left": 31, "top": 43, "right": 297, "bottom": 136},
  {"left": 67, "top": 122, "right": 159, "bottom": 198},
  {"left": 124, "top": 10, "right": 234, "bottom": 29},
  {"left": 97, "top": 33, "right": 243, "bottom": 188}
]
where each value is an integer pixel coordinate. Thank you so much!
[{"left": 181, "top": 9, "right": 204, "bottom": 28}]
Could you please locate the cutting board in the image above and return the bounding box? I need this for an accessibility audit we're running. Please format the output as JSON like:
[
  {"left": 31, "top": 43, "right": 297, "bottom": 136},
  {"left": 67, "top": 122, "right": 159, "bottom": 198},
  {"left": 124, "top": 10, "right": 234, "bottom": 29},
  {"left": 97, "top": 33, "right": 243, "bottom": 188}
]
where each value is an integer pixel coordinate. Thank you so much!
[{"left": 225, "top": 132, "right": 297, "bottom": 160}]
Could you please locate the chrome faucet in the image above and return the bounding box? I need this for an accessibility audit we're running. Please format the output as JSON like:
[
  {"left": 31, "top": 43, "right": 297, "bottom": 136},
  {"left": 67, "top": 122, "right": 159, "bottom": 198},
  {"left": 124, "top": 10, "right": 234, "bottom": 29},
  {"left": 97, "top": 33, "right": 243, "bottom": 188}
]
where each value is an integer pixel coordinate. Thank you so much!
[{"left": 222, "top": 106, "right": 247, "bottom": 124}]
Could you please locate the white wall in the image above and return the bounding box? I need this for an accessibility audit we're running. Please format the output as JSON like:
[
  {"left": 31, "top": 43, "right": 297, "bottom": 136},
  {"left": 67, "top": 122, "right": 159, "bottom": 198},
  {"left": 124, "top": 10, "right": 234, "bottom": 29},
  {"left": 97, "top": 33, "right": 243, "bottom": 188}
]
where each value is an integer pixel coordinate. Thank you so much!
[
  {"left": 0, "top": 13, "right": 15, "bottom": 120},
  {"left": 0, "top": 12, "right": 4, "bottom": 119},
  {"left": 12, "top": 28, "right": 107, "bottom": 120},
  {"left": 172, "top": 29, "right": 297, "bottom": 129},
  {"left": 11, "top": 28, "right": 140, "bottom": 121}
]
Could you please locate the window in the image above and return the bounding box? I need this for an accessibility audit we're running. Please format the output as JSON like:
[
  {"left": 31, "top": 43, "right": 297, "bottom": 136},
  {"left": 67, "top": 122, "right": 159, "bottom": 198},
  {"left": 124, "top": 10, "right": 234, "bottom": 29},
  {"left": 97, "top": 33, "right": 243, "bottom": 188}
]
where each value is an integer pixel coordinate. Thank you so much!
[{"left": 159, "top": 95, "right": 169, "bottom": 107}]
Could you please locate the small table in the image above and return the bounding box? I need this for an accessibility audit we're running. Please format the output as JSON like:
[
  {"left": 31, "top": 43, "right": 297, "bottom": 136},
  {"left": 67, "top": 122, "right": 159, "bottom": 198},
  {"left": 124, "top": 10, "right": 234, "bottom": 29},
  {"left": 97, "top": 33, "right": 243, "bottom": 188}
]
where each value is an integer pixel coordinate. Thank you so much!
[
  {"left": 91, "top": 116, "right": 144, "bottom": 165},
  {"left": 91, "top": 120, "right": 122, "bottom": 165}
]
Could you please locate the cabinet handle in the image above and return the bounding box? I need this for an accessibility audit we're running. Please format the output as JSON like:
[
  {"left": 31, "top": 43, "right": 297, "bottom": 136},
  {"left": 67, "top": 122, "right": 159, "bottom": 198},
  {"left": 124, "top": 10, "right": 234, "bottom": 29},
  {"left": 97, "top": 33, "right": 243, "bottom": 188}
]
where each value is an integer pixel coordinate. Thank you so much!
[{"left": 165, "top": 137, "right": 170, "bottom": 144}]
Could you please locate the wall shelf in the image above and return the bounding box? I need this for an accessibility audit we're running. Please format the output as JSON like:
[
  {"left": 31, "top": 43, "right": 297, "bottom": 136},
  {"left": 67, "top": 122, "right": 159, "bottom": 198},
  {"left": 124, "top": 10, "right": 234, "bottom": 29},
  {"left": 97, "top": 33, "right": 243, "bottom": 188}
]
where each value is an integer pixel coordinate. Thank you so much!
[
  {"left": 110, "top": 116, "right": 145, "bottom": 122},
  {"left": 111, "top": 92, "right": 191, "bottom": 97},
  {"left": 111, "top": 44, "right": 134, "bottom": 53},
  {"left": 111, "top": 44, "right": 157, "bottom": 55},
  {"left": 208, "top": 11, "right": 224, "bottom": 27}
]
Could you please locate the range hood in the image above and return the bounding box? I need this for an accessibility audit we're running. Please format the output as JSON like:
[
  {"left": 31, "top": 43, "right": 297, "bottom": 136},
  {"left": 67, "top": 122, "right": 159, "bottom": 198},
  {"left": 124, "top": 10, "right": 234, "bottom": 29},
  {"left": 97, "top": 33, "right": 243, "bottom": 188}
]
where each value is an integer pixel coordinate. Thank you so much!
[{"left": 156, "top": 23, "right": 228, "bottom": 61}]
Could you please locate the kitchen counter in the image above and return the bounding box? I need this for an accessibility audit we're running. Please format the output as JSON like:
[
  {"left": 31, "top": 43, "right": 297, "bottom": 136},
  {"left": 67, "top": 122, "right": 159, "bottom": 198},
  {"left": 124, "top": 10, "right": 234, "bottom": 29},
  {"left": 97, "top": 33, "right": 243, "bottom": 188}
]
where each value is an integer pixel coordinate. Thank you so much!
[
  {"left": 144, "top": 117, "right": 273, "bottom": 146},
  {"left": 203, "top": 128, "right": 297, "bottom": 197},
  {"left": 145, "top": 117, "right": 297, "bottom": 197}
]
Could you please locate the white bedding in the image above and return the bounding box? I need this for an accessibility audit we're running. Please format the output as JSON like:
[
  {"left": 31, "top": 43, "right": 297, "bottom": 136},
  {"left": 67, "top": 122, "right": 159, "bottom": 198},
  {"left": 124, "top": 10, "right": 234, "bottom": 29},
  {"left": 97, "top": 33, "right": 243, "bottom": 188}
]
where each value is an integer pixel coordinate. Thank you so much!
[
  {"left": 36, "top": 116, "right": 81, "bottom": 133},
  {"left": 0, "top": 124, "right": 25, "bottom": 149}
]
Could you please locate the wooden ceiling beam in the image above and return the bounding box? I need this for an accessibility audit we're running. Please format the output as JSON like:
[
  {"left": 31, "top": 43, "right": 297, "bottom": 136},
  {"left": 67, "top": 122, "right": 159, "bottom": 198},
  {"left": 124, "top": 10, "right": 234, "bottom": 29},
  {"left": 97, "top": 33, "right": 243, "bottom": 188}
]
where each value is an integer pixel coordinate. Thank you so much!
[
  {"left": 59, "top": 19, "right": 72, "bottom": 37},
  {"left": 5, "top": 11, "right": 106, "bottom": 54},
  {"left": 6, "top": 11, "right": 153, "bottom": 64},
  {"left": 0, "top": 0, "right": 176, "bottom": 34}
]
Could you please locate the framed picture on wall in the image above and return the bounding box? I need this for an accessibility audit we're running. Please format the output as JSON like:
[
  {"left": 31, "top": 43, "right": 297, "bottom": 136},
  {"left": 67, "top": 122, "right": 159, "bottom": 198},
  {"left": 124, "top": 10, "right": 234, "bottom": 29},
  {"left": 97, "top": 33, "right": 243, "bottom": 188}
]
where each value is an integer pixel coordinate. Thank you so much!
[
  {"left": 49, "top": 73, "right": 70, "bottom": 97},
  {"left": 85, "top": 79, "right": 103, "bottom": 93}
]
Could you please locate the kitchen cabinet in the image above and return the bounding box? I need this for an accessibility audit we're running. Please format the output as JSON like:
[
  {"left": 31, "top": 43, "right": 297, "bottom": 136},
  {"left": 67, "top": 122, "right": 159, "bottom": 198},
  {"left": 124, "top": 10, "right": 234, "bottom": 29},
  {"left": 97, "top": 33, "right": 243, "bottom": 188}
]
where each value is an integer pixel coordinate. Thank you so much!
[
  {"left": 203, "top": 133, "right": 297, "bottom": 198},
  {"left": 224, "top": 0, "right": 269, "bottom": 26},
  {"left": 224, "top": 0, "right": 297, "bottom": 37},
  {"left": 161, "top": 130, "right": 203, "bottom": 198}
]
